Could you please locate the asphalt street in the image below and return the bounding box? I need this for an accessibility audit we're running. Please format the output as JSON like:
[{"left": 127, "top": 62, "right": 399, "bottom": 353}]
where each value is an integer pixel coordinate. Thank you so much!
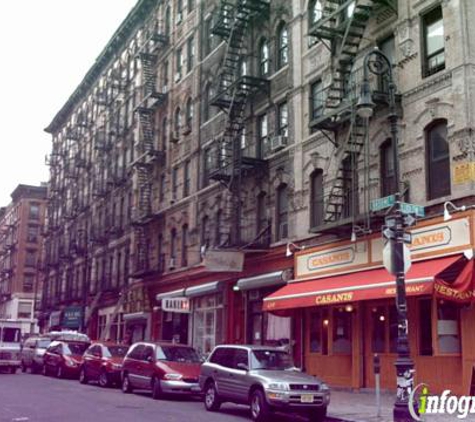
[{"left": 0, "top": 372, "right": 315, "bottom": 422}]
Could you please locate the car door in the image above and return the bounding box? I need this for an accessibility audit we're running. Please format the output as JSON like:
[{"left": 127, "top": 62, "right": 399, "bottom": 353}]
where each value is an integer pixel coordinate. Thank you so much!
[
  {"left": 141, "top": 345, "right": 155, "bottom": 390},
  {"left": 227, "top": 348, "right": 251, "bottom": 402},
  {"left": 212, "top": 347, "right": 236, "bottom": 399},
  {"left": 83, "top": 345, "right": 100, "bottom": 380},
  {"left": 127, "top": 344, "right": 145, "bottom": 388}
]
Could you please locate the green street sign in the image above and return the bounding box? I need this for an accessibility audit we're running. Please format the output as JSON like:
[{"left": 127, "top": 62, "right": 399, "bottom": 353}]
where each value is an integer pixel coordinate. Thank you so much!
[
  {"left": 400, "top": 202, "right": 425, "bottom": 217},
  {"left": 370, "top": 195, "right": 396, "bottom": 212}
]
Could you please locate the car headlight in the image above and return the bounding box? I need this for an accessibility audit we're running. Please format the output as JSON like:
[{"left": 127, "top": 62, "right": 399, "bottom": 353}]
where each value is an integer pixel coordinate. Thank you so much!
[
  {"left": 64, "top": 359, "right": 77, "bottom": 367},
  {"left": 267, "top": 382, "right": 290, "bottom": 391},
  {"left": 320, "top": 383, "right": 330, "bottom": 392},
  {"left": 163, "top": 373, "right": 183, "bottom": 381}
]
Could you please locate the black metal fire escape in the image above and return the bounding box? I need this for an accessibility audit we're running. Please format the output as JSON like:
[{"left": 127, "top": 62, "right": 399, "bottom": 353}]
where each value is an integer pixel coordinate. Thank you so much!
[
  {"left": 131, "top": 18, "right": 168, "bottom": 277},
  {"left": 308, "top": 0, "right": 397, "bottom": 228},
  {"left": 209, "top": 0, "right": 270, "bottom": 247}
]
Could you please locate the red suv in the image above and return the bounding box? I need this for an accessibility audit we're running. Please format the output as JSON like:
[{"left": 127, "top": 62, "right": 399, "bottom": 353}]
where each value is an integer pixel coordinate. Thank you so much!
[
  {"left": 43, "top": 340, "right": 90, "bottom": 379},
  {"left": 121, "top": 342, "right": 202, "bottom": 399},
  {"left": 79, "top": 342, "right": 128, "bottom": 387}
]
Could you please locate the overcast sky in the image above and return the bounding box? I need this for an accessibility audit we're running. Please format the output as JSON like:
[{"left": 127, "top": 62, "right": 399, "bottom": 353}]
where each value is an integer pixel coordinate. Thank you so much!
[{"left": 0, "top": 0, "right": 137, "bottom": 205}]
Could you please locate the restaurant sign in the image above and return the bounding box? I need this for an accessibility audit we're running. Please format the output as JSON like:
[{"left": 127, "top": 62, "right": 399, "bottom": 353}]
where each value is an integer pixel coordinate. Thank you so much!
[{"left": 162, "top": 297, "right": 190, "bottom": 313}]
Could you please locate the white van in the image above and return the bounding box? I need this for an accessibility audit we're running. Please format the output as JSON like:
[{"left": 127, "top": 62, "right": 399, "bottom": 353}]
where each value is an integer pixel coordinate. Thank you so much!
[{"left": 0, "top": 320, "right": 22, "bottom": 373}]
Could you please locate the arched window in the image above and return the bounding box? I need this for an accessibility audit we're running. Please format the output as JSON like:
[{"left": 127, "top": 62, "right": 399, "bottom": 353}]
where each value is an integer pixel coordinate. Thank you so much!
[
  {"left": 276, "top": 184, "right": 289, "bottom": 240},
  {"left": 165, "top": 6, "right": 171, "bottom": 35},
  {"left": 309, "top": 0, "right": 323, "bottom": 25},
  {"left": 426, "top": 120, "right": 450, "bottom": 199},
  {"left": 174, "top": 107, "right": 181, "bottom": 134},
  {"left": 380, "top": 139, "right": 395, "bottom": 196},
  {"left": 215, "top": 210, "right": 222, "bottom": 246},
  {"left": 181, "top": 225, "right": 188, "bottom": 267},
  {"left": 310, "top": 170, "right": 324, "bottom": 228},
  {"left": 277, "top": 22, "right": 289, "bottom": 69},
  {"left": 185, "top": 98, "right": 193, "bottom": 131},
  {"left": 161, "top": 117, "right": 168, "bottom": 150},
  {"left": 259, "top": 38, "right": 270, "bottom": 76}
]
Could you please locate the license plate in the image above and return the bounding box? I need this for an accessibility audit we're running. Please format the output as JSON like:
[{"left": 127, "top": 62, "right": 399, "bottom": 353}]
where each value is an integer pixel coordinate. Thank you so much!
[{"left": 301, "top": 394, "right": 314, "bottom": 403}]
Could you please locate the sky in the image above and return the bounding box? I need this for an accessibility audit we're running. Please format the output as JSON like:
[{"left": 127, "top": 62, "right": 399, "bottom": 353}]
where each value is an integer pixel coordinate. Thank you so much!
[{"left": 0, "top": 0, "right": 138, "bottom": 205}]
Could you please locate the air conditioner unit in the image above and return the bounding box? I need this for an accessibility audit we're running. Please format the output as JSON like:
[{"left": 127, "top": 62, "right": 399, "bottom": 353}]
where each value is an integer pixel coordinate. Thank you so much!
[
  {"left": 271, "top": 135, "right": 288, "bottom": 152},
  {"left": 174, "top": 72, "right": 181, "bottom": 83},
  {"left": 169, "top": 257, "right": 176, "bottom": 269}
]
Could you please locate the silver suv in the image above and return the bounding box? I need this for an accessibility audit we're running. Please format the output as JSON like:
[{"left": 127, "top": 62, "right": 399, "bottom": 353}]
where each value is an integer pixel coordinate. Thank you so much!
[
  {"left": 21, "top": 336, "right": 52, "bottom": 373},
  {"left": 199, "top": 345, "right": 330, "bottom": 422}
]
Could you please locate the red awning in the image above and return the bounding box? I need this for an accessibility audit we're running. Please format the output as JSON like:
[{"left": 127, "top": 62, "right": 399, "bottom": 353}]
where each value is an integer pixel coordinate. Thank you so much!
[{"left": 263, "top": 255, "right": 472, "bottom": 312}]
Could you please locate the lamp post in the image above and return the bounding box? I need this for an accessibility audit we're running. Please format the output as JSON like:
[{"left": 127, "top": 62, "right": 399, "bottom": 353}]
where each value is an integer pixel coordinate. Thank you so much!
[{"left": 357, "top": 48, "right": 416, "bottom": 422}]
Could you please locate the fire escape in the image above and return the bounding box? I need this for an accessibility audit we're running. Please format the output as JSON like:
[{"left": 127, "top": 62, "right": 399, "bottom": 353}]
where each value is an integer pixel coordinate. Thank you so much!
[
  {"left": 131, "top": 18, "right": 168, "bottom": 277},
  {"left": 308, "top": 0, "right": 397, "bottom": 231},
  {"left": 209, "top": 0, "right": 270, "bottom": 247}
]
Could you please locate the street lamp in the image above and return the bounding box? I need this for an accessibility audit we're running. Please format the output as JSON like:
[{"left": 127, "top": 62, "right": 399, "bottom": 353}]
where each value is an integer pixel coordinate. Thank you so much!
[{"left": 357, "top": 47, "right": 416, "bottom": 422}]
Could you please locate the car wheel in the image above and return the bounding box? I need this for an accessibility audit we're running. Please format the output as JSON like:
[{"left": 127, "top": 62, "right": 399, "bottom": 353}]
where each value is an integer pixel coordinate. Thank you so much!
[
  {"left": 56, "top": 365, "right": 64, "bottom": 379},
  {"left": 204, "top": 381, "right": 221, "bottom": 411},
  {"left": 99, "top": 369, "right": 110, "bottom": 388},
  {"left": 79, "top": 366, "right": 88, "bottom": 385},
  {"left": 151, "top": 377, "right": 163, "bottom": 400},
  {"left": 122, "top": 373, "right": 133, "bottom": 394},
  {"left": 308, "top": 407, "right": 327, "bottom": 422},
  {"left": 42, "top": 364, "right": 48, "bottom": 376},
  {"left": 250, "top": 389, "right": 271, "bottom": 422}
]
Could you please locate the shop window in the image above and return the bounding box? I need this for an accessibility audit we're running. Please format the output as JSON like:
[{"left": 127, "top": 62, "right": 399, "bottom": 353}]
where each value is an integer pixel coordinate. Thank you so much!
[
  {"left": 310, "top": 169, "right": 324, "bottom": 228},
  {"left": 277, "top": 22, "right": 289, "bottom": 69},
  {"left": 380, "top": 139, "right": 395, "bottom": 197},
  {"left": 419, "top": 299, "right": 433, "bottom": 356},
  {"left": 422, "top": 6, "right": 445, "bottom": 77},
  {"left": 426, "top": 120, "right": 450, "bottom": 200},
  {"left": 437, "top": 301, "right": 461, "bottom": 354},
  {"left": 309, "top": 309, "right": 329, "bottom": 355},
  {"left": 193, "top": 294, "right": 224, "bottom": 356},
  {"left": 333, "top": 308, "right": 352, "bottom": 354}
]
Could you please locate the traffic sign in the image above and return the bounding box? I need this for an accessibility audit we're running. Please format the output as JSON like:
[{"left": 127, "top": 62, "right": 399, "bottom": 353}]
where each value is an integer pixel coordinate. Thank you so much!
[
  {"left": 399, "top": 202, "right": 425, "bottom": 217},
  {"left": 383, "top": 241, "right": 412, "bottom": 275},
  {"left": 371, "top": 195, "right": 396, "bottom": 212}
]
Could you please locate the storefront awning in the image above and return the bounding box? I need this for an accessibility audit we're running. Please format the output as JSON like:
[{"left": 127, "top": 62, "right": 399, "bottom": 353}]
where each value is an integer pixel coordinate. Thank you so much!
[
  {"left": 263, "top": 255, "right": 472, "bottom": 312},
  {"left": 185, "top": 281, "right": 223, "bottom": 298},
  {"left": 156, "top": 288, "right": 186, "bottom": 302},
  {"left": 236, "top": 270, "right": 291, "bottom": 291}
]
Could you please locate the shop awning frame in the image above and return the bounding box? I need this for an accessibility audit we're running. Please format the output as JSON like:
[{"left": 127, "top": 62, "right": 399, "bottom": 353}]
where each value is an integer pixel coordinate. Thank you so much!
[
  {"left": 184, "top": 281, "right": 223, "bottom": 298},
  {"left": 156, "top": 288, "right": 186, "bottom": 302},
  {"left": 236, "top": 270, "right": 291, "bottom": 291}
]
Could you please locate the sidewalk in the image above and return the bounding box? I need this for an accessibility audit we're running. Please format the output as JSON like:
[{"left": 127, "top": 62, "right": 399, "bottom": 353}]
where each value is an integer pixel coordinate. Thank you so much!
[{"left": 327, "top": 389, "right": 456, "bottom": 421}]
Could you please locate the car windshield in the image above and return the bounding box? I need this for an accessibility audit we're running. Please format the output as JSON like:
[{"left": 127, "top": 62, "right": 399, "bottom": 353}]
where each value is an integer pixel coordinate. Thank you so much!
[
  {"left": 103, "top": 345, "right": 128, "bottom": 358},
  {"left": 38, "top": 339, "right": 51, "bottom": 349},
  {"left": 251, "top": 350, "right": 294, "bottom": 370},
  {"left": 2, "top": 328, "right": 21, "bottom": 343},
  {"left": 158, "top": 346, "right": 201, "bottom": 363},
  {"left": 63, "top": 342, "right": 89, "bottom": 356}
]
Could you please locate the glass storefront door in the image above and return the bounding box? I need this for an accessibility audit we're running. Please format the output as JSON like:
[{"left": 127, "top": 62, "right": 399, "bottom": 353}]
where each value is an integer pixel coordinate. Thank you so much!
[{"left": 192, "top": 294, "right": 223, "bottom": 356}]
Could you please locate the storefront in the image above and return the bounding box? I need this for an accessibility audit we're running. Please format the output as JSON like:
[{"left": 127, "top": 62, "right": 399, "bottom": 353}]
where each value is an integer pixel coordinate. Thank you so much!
[
  {"left": 123, "top": 284, "right": 151, "bottom": 343},
  {"left": 264, "top": 212, "right": 475, "bottom": 395},
  {"left": 156, "top": 289, "right": 189, "bottom": 344}
]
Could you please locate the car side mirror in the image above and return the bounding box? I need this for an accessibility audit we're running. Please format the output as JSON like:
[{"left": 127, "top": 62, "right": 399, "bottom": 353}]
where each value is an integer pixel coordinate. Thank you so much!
[
  {"left": 237, "top": 362, "right": 249, "bottom": 371},
  {"left": 146, "top": 355, "right": 154, "bottom": 363}
]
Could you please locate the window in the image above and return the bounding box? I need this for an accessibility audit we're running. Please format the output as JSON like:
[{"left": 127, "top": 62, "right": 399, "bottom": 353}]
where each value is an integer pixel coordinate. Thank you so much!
[
  {"left": 437, "top": 301, "right": 460, "bottom": 354},
  {"left": 172, "top": 167, "right": 178, "bottom": 201},
  {"left": 181, "top": 225, "right": 188, "bottom": 267},
  {"left": 342, "top": 155, "right": 358, "bottom": 218},
  {"left": 426, "top": 120, "right": 450, "bottom": 199},
  {"left": 185, "top": 98, "right": 193, "bottom": 131},
  {"left": 29, "top": 204, "right": 40, "bottom": 220},
  {"left": 25, "top": 251, "right": 36, "bottom": 268},
  {"left": 333, "top": 308, "right": 352, "bottom": 354},
  {"left": 160, "top": 173, "right": 166, "bottom": 202},
  {"left": 204, "top": 17, "right": 214, "bottom": 57},
  {"left": 380, "top": 139, "right": 395, "bottom": 196},
  {"left": 183, "top": 160, "right": 191, "bottom": 197},
  {"left": 423, "top": 7, "right": 445, "bottom": 77},
  {"left": 27, "top": 225, "right": 39, "bottom": 243},
  {"left": 310, "top": 80, "right": 324, "bottom": 120},
  {"left": 177, "top": 0, "right": 183, "bottom": 23},
  {"left": 201, "top": 216, "right": 209, "bottom": 248},
  {"left": 259, "top": 39, "right": 270, "bottom": 76},
  {"left": 378, "top": 36, "right": 395, "bottom": 92},
  {"left": 310, "top": 169, "right": 324, "bottom": 228},
  {"left": 309, "top": 309, "right": 329, "bottom": 355},
  {"left": 187, "top": 0, "right": 194, "bottom": 13},
  {"left": 162, "top": 117, "right": 168, "bottom": 150},
  {"left": 170, "top": 229, "right": 177, "bottom": 261},
  {"left": 187, "top": 36, "right": 195, "bottom": 73},
  {"left": 203, "top": 84, "right": 215, "bottom": 122},
  {"left": 162, "top": 60, "right": 169, "bottom": 92},
  {"left": 23, "top": 274, "right": 34, "bottom": 293},
  {"left": 176, "top": 47, "right": 183, "bottom": 80},
  {"left": 276, "top": 184, "right": 288, "bottom": 240},
  {"left": 256, "top": 192, "right": 267, "bottom": 237},
  {"left": 215, "top": 210, "right": 222, "bottom": 246},
  {"left": 18, "top": 301, "right": 32, "bottom": 319},
  {"left": 309, "top": 0, "right": 323, "bottom": 25},
  {"left": 277, "top": 102, "right": 288, "bottom": 137},
  {"left": 174, "top": 107, "right": 182, "bottom": 136},
  {"left": 165, "top": 6, "right": 171, "bottom": 35},
  {"left": 258, "top": 113, "right": 269, "bottom": 157},
  {"left": 202, "top": 148, "right": 212, "bottom": 187},
  {"left": 277, "top": 23, "right": 289, "bottom": 69}
]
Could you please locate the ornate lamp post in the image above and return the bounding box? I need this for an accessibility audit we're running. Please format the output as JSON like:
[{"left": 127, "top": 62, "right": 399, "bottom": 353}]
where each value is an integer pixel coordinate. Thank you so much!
[{"left": 357, "top": 48, "right": 416, "bottom": 422}]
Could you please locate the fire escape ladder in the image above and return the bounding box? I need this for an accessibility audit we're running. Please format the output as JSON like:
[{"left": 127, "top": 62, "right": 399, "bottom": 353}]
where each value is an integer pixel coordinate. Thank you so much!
[
  {"left": 324, "top": 113, "right": 365, "bottom": 223},
  {"left": 99, "top": 285, "right": 129, "bottom": 340},
  {"left": 132, "top": 225, "right": 149, "bottom": 277},
  {"left": 310, "top": 0, "right": 373, "bottom": 130},
  {"left": 135, "top": 165, "right": 152, "bottom": 221}
]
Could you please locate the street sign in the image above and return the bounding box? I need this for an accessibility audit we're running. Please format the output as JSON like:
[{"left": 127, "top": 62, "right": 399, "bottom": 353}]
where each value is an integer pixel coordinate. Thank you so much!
[
  {"left": 400, "top": 202, "right": 425, "bottom": 218},
  {"left": 371, "top": 195, "right": 396, "bottom": 212},
  {"left": 383, "top": 241, "right": 412, "bottom": 275}
]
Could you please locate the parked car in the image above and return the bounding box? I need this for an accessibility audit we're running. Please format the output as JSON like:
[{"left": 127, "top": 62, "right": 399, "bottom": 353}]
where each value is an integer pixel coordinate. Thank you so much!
[
  {"left": 199, "top": 345, "right": 330, "bottom": 422},
  {"left": 79, "top": 342, "right": 128, "bottom": 387},
  {"left": 21, "top": 336, "right": 52, "bottom": 373},
  {"left": 43, "top": 339, "right": 90, "bottom": 379},
  {"left": 0, "top": 320, "right": 22, "bottom": 374},
  {"left": 121, "top": 342, "right": 202, "bottom": 399}
]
